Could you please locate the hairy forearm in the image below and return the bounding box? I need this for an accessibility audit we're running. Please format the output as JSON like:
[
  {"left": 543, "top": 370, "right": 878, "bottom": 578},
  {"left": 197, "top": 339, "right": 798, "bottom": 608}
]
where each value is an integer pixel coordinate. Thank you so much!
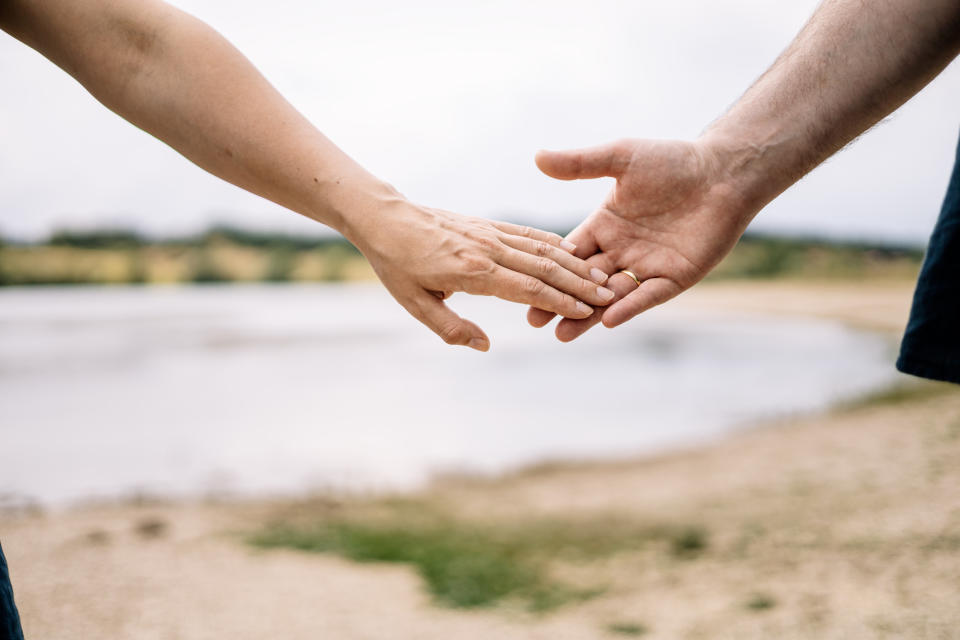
[
  {"left": 701, "top": 0, "right": 960, "bottom": 217},
  {"left": 0, "top": 0, "right": 392, "bottom": 241}
]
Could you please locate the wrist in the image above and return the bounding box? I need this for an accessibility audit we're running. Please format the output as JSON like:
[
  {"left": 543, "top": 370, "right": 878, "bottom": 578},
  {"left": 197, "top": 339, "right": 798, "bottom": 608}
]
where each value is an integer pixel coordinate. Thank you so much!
[
  {"left": 696, "top": 127, "right": 789, "bottom": 226},
  {"left": 305, "top": 171, "right": 408, "bottom": 250}
]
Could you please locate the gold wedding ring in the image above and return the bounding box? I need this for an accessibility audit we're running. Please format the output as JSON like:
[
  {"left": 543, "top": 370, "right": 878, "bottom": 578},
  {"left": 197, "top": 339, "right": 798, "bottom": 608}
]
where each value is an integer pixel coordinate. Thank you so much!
[{"left": 619, "top": 269, "right": 642, "bottom": 287}]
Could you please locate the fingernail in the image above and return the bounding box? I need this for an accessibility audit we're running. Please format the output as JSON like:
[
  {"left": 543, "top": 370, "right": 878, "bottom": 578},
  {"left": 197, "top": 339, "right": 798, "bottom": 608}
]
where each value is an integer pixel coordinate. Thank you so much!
[
  {"left": 468, "top": 338, "right": 489, "bottom": 351},
  {"left": 597, "top": 286, "right": 615, "bottom": 302},
  {"left": 561, "top": 240, "right": 577, "bottom": 252},
  {"left": 590, "top": 268, "right": 608, "bottom": 284},
  {"left": 576, "top": 301, "right": 592, "bottom": 315}
]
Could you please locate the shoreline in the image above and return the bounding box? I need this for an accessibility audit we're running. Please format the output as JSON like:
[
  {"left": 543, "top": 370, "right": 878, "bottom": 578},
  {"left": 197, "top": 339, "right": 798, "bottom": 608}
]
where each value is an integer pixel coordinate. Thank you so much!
[
  {"left": 0, "top": 278, "right": 918, "bottom": 516},
  {"left": 4, "top": 279, "right": 957, "bottom": 639}
]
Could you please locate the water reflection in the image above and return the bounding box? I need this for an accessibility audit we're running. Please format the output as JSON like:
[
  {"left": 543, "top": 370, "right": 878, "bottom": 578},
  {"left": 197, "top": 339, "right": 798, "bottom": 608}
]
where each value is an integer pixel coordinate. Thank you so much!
[{"left": 0, "top": 284, "right": 902, "bottom": 505}]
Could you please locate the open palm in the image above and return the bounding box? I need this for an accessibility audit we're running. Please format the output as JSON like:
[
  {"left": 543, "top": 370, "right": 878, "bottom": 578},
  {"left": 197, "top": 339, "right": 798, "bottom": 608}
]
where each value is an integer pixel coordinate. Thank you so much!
[{"left": 528, "top": 138, "right": 753, "bottom": 340}]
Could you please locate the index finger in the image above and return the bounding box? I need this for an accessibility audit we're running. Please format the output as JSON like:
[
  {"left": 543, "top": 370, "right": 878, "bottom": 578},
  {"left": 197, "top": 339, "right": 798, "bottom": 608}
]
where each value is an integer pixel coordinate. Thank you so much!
[
  {"left": 467, "top": 265, "right": 594, "bottom": 319},
  {"left": 489, "top": 221, "right": 577, "bottom": 253}
]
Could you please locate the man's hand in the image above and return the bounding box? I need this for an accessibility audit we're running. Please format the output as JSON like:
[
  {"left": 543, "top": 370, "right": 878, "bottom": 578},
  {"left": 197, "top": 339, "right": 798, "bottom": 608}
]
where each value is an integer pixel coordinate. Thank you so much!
[
  {"left": 529, "top": 0, "right": 960, "bottom": 342},
  {"left": 527, "top": 138, "right": 753, "bottom": 341}
]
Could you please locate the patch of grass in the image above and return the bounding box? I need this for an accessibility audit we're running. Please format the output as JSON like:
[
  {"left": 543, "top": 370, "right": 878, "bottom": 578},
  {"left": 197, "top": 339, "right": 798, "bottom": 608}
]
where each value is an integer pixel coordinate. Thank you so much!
[
  {"left": 839, "top": 381, "right": 956, "bottom": 412},
  {"left": 920, "top": 533, "right": 960, "bottom": 552},
  {"left": 252, "top": 520, "right": 563, "bottom": 609},
  {"left": 670, "top": 525, "right": 708, "bottom": 558},
  {"left": 134, "top": 517, "right": 169, "bottom": 539},
  {"left": 945, "top": 417, "right": 960, "bottom": 441},
  {"left": 606, "top": 621, "right": 649, "bottom": 636},
  {"left": 745, "top": 592, "right": 777, "bottom": 611},
  {"left": 249, "top": 511, "right": 705, "bottom": 611}
]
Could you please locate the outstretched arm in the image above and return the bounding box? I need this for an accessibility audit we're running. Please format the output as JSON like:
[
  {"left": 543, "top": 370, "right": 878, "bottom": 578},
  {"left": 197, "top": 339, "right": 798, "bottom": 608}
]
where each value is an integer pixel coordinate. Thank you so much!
[
  {"left": 705, "top": 0, "right": 960, "bottom": 214},
  {"left": 0, "top": 0, "right": 614, "bottom": 350},
  {"left": 530, "top": 0, "right": 960, "bottom": 340}
]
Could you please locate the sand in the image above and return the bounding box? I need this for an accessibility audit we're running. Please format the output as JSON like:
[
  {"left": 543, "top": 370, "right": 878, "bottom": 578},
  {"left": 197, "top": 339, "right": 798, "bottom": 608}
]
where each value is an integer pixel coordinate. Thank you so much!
[{"left": 4, "top": 280, "right": 958, "bottom": 640}]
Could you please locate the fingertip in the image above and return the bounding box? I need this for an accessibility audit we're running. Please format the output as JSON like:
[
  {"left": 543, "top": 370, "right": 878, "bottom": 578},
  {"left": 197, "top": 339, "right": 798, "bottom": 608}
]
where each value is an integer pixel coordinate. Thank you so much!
[
  {"left": 555, "top": 320, "right": 584, "bottom": 342},
  {"left": 590, "top": 268, "right": 609, "bottom": 285},
  {"left": 468, "top": 337, "right": 490, "bottom": 352},
  {"left": 566, "top": 225, "right": 598, "bottom": 260},
  {"left": 600, "top": 308, "right": 626, "bottom": 328},
  {"left": 534, "top": 149, "right": 569, "bottom": 180},
  {"left": 571, "top": 301, "right": 594, "bottom": 319},
  {"left": 527, "top": 307, "right": 556, "bottom": 328}
]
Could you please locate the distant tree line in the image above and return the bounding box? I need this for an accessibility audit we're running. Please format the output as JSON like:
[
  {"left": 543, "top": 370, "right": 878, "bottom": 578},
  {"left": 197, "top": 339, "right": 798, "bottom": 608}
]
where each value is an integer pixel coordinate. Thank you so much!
[
  {"left": 0, "top": 226, "right": 924, "bottom": 286},
  {"left": 43, "top": 226, "right": 362, "bottom": 253}
]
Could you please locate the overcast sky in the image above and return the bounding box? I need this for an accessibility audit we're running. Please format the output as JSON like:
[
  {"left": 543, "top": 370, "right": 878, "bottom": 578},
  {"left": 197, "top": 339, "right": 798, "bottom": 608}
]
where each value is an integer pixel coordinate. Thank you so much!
[{"left": 1, "top": 0, "right": 958, "bottom": 244}]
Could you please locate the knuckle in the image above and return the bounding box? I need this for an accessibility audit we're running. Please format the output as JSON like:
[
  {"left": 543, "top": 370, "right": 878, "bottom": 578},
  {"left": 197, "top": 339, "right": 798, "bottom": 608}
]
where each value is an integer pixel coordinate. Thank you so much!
[
  {"left": 535, "top": 257, "right": 557, "bottom": 277},
  {"left": 522, "top": 276, "right": 547, "bottom": 297},
  {"left": 475, "top": 234, "right": 499, "bottom": 253},
  {"left": 457, "top": 251, "right": 494, "bottom": 277},
  {"left": 518, "top": 225, "right": 535, "bottom": 239},
  {"left": 534, "top": 241, "right": 551, "bottom": 258},
  {"left": 438, "top": 322, "right": 465, "bottom": 345}
]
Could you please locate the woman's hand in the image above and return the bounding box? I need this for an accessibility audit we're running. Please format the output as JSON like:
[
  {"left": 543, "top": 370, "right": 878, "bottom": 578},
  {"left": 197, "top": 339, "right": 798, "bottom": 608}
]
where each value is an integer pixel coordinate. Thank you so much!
[{"left": 347, "top": 195, "right": 615, "bottom": 351}]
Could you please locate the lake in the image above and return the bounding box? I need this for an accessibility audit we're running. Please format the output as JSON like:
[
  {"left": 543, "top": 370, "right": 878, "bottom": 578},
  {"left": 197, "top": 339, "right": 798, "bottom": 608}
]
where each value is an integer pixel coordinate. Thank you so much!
[{"left": 0, "top": 284, "right": 903, "bottom": 506}]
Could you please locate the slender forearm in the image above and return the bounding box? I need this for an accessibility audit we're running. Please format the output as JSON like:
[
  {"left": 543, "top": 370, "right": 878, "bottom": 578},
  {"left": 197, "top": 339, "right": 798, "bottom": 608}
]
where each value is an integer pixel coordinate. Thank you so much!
[
  {"left": 0, "top": 0, "right": 390, "bottom": 241},
  {"left": 702, "top": 0, "right": 960, "bottom": 216},
  {"left": 1, "top": 0, "right": 620, "bottom": 349}
]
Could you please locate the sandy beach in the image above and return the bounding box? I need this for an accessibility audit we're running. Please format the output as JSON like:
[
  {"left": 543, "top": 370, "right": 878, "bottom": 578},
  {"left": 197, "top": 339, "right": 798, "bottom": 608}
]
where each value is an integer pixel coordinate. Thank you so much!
[{"left": 3, "top": 280, "right": 958, "bottom": 640}]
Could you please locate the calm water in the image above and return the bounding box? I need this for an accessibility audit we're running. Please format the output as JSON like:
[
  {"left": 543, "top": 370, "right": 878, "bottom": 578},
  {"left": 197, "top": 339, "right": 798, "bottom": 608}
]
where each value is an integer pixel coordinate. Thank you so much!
[{"left": 0, "top": 284, "right": 903, "bottom": 506}]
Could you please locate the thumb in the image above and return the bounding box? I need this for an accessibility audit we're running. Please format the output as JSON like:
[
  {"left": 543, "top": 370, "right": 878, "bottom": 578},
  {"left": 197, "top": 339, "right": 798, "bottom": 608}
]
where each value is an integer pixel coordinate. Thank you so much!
[
  {"left": 535, "top": 140, "right": 628, "bottom": 181},
  {"left": 414, "top": 292, "right": 490, "bottom": 351}
]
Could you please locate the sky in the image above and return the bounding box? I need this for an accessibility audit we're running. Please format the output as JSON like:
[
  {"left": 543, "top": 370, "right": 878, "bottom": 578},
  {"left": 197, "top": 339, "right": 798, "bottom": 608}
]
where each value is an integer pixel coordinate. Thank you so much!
[{"left": 1, "top": 0, "right": 958, "bottom": 244}]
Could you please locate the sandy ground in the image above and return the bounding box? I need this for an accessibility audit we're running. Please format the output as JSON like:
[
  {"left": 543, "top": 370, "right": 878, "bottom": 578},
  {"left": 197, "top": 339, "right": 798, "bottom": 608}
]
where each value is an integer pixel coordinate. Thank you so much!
[
  {"left": 669, "top": 279, "right": 916, "bottom": 333},
  {"left": 4, "top": 280, "right": 958, "bottom": 640}
]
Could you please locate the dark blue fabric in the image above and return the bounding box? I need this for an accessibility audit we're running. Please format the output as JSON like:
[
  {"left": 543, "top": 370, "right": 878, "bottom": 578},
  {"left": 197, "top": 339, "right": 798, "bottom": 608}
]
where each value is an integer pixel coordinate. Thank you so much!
[
  {"left": 0, "top": 542, "right": 24, "bottom": 640},
  {"left": 898, "top": 132, "right": 960, "bottom": 385}
]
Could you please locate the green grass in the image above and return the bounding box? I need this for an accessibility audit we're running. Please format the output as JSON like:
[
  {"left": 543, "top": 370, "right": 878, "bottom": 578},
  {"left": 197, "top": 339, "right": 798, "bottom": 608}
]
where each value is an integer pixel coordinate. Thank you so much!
[
  {"left": 606, "top": 621, "right": 650, "bottom": 636},
  {"left": 249, "top": 511, "right": 708, "bottom": 611},
  {"left": 670, "top": 525, "right": 708, "bottom": 558},
  {"left": 839, "top": 381, "right": 957, "bottom": 412},
  {"left": 745, "top": 592, "right": 777, "bottom": 611},
  {"left": 252, "top": 520, "right": 563, "bottom": 609}
]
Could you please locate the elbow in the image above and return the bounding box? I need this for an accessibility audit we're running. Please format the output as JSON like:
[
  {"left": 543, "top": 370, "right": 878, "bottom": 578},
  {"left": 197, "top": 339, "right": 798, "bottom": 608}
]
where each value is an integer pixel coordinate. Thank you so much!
[
  {"left": 74, "top": 4, "right": 178, "bottom": 110},
  {"left": 99, "top": 11, "right": 167, "bottom": 96}
]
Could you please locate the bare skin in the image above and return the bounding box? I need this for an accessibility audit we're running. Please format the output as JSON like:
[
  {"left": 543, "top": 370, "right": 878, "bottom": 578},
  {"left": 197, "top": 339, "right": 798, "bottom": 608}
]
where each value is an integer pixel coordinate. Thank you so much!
[
  {"left": 529, "top": 0, "right": 960, "bottom": 341},
  {"left": 0, "top": 0, "right": 614, "bottom": 351}
]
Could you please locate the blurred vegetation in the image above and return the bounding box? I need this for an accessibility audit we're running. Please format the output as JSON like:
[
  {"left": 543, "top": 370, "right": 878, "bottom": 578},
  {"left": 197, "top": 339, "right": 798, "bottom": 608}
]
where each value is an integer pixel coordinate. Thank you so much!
[
  {"left": 606, "top": 622, "right": 650, "bottom": 636},
  {"left": 0, "top": 226, "right": 373, "bottom": 286},
  {"left": 745, "top": 592, "right": 778, "bottom": 612},
  {"left": 0, "top": 226, "right": 922, "bottom": 286},
  {"left": 707, "top": 233, "right": 923, "bottom": 281},
  {"left": 839, "top": 380, "right": 957, "bottom": 412},
  {"left": 249, "top": 499, "right": 708, "bottom": 611}
]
